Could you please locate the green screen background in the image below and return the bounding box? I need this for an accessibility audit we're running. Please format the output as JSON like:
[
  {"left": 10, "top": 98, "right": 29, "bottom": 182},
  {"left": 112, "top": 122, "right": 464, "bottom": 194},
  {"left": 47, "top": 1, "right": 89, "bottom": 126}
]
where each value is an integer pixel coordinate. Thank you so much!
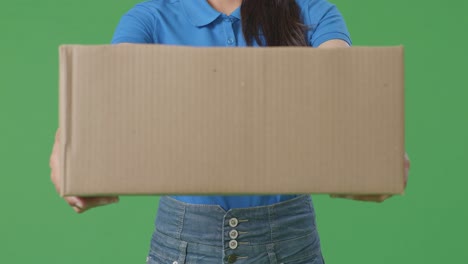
[{"left": 1, "top": 0, "right": 467, "bottom": 263}]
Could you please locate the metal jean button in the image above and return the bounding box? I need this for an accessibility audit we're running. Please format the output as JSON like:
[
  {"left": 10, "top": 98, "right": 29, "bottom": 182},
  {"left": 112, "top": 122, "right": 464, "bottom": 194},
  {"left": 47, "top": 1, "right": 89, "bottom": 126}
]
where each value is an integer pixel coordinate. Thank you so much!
[
  {"left": 229, "top": 218, "right": 238, "bottom": 227},
  {"left": 229, "top": 229, "right": 239, "bottom": 239},
  {"left": 229, "top": 239, "right": 238, "bottom": 249},
  {"left": 227, "top": 254, "right": 237, "bottom": 263}
]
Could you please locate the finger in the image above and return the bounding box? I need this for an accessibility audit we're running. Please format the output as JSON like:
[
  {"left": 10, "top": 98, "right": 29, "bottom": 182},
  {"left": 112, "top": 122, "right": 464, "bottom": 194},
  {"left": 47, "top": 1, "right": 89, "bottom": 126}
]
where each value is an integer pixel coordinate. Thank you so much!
[
  {"left": 331, "top": 194, "right": 391, "bottom": 203},
  {"left": 72, "top": 206, "right": 83, "bottom": 213},
  {"left": 354, "top": 194, "right": 391, "bottom": 203},
  {"left": 51, "top": 171, "right": 60, "bottom": 193},
  {"left": 55, "top": 128, "right": 60, "bottom": 142},
  {"left": 404, "top": 165, "right": 409, "bottom": 187},
  {"left": 404, "top": 154, "right": 410, "bottom": 187},
  {"left": 79, "top": 196, "right": 119, "bottom": 211},
  {"left": 49, "top": 144, "right": 60, "bottom": 171},
  {"left": 66, "top": 197, "right": 89, "bottom": 214},
  {"left": 52, "top": 129, "right": 60, "bottom": 155},
  {"left": 330, "top": 194, "right": 352, "bottom": 199},
  {"left": 50, "top": 131, "right": 61, "bottom": 191},
  {"left": 49, "top": 153, "right": 58, "bottom": 172},
  {"left": 50, "top": 151, "right": 61, "bottom": 193},
  {"left": 65, "top": 196, "right": 84, "bottom": 208},
  {"left": 404, "top": 159, "right": 410, "bottom": 169},
  {"left": 66, "top": 197, "right": 85, "bottom": 213}
]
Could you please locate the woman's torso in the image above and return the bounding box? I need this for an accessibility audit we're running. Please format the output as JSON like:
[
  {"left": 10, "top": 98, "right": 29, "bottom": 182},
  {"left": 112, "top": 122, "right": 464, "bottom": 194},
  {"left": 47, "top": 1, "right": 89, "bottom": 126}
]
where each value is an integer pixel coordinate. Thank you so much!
[{"left": 111, "top": 0, "right": 351, "bottom": 210}]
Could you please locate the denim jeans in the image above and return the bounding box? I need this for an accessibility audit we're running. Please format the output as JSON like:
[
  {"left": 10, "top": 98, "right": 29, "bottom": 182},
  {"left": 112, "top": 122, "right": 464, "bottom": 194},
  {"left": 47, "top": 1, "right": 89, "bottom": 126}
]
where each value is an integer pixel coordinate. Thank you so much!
[{"left": 146, "top": 195, "right": 325, "bottom": 264}]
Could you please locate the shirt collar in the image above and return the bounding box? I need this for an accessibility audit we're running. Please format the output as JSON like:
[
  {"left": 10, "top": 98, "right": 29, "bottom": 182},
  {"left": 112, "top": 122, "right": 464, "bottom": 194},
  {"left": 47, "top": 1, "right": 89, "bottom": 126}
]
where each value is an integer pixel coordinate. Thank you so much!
[
  {"left": 230, "top": 6, "right": 241, "bottom": 20},
  {"left": 180, "top": 0, "right": 241, "bottom": 27}
]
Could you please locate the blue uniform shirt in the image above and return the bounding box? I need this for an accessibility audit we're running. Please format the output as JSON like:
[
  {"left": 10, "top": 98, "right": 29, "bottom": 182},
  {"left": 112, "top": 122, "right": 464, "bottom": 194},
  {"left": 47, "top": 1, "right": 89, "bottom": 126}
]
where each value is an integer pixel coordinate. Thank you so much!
[{"left": 111, "top": 0, "right": 351, "bottom": 210}]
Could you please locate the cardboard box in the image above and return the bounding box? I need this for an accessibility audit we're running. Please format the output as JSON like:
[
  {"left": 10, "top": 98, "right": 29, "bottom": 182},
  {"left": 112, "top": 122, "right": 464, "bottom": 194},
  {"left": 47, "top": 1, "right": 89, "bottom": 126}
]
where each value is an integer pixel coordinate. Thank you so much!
[{"left": 59, "top": 44, "right": 405, "bottom": 196}]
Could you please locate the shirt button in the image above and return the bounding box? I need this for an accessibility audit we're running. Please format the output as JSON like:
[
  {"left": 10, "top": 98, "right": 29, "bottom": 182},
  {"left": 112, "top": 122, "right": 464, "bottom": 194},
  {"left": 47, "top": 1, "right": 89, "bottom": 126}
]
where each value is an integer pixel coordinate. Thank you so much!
[
  {"left": 229, "top": 218, "right": 238, "bottom": 227},
  {"left": 229, "top": 229, "right": 239, "bottom": 239},
  {"left": 227, "top": 38, "right": 234, "bottom": 45},
  {"left": 229, "top": 239, "right": 238, "bottom": 249},
  {"left": 172, "top": 262, "right": 178, "bottom": 264}
]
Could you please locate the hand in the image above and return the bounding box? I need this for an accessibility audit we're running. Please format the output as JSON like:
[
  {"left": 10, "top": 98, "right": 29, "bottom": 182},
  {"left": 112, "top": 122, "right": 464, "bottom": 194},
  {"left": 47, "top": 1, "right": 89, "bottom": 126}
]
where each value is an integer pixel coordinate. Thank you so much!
[
  {"left": 50, "top": 128, "right": 119, "bottom": 213},
  {"left": 330, "top": 152, "right": 410, "bottom": 203}
]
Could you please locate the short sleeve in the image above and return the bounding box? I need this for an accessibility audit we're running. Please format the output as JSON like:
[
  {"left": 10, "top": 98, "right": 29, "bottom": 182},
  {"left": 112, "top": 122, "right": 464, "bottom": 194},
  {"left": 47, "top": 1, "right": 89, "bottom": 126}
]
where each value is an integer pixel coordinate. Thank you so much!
[
  {"left": 303, "top": 0, "right": 352, "bottom": 47},
  {"left": 111, "top": 3, "right": 156, "bottom": 44}
]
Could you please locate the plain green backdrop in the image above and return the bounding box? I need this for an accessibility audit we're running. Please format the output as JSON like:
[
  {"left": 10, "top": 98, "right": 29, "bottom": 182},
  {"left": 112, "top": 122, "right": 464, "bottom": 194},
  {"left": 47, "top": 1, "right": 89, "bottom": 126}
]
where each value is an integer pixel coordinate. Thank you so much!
[{"left": 1, "top": 0, "right": 467, "bottom": 263}]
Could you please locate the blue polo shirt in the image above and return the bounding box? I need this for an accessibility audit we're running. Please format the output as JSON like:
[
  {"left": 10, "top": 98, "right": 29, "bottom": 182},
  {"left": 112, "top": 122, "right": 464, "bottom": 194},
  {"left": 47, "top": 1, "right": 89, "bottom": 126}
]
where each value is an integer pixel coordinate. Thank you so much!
[{"left": 111, "top": 0, "right": 351, "bottom": 210}]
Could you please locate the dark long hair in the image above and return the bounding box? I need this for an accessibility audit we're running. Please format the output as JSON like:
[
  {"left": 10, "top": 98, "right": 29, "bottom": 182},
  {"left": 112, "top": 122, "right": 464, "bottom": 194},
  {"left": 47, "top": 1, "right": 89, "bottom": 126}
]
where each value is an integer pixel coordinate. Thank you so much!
[{"left": 241, "top": 0, "right": 307, "bottom": 46}]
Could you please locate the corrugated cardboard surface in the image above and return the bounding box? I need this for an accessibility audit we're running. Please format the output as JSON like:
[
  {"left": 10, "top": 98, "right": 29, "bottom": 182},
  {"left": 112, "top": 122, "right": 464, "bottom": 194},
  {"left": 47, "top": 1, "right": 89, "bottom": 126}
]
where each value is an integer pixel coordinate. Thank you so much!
[{"left": 59, "top": 44, "right": 404, "bottom": 196}]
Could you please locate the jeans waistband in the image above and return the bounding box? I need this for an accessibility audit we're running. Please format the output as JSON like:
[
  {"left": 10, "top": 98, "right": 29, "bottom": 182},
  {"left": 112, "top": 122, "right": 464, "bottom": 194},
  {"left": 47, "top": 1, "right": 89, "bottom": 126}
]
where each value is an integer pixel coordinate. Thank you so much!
[{"left": 155, "top": 194, "right": 317, "bottom": 246}]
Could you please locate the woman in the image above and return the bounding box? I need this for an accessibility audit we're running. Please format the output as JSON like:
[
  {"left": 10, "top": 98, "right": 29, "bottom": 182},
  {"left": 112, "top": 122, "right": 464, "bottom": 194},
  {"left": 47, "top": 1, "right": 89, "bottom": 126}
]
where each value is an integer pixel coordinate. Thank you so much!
[{"left": 50, "top": 0, "right": 410, "bottom": 263}]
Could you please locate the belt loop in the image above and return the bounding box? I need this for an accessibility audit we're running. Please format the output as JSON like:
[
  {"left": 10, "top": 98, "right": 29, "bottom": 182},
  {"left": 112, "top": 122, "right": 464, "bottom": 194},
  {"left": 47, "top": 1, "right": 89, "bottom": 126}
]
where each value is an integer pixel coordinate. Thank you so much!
[
  {"left": 175, "top": 205, "right": 186, "bottom": 240},
  {"left": 268, "top": 205, "right": 274, "bottom": 242},
  {"left": 178, "top": 240, "right": 188, "bottom": 263},
  {"left": 266, "top": 243, "right": 277, "bottom": 264}
]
